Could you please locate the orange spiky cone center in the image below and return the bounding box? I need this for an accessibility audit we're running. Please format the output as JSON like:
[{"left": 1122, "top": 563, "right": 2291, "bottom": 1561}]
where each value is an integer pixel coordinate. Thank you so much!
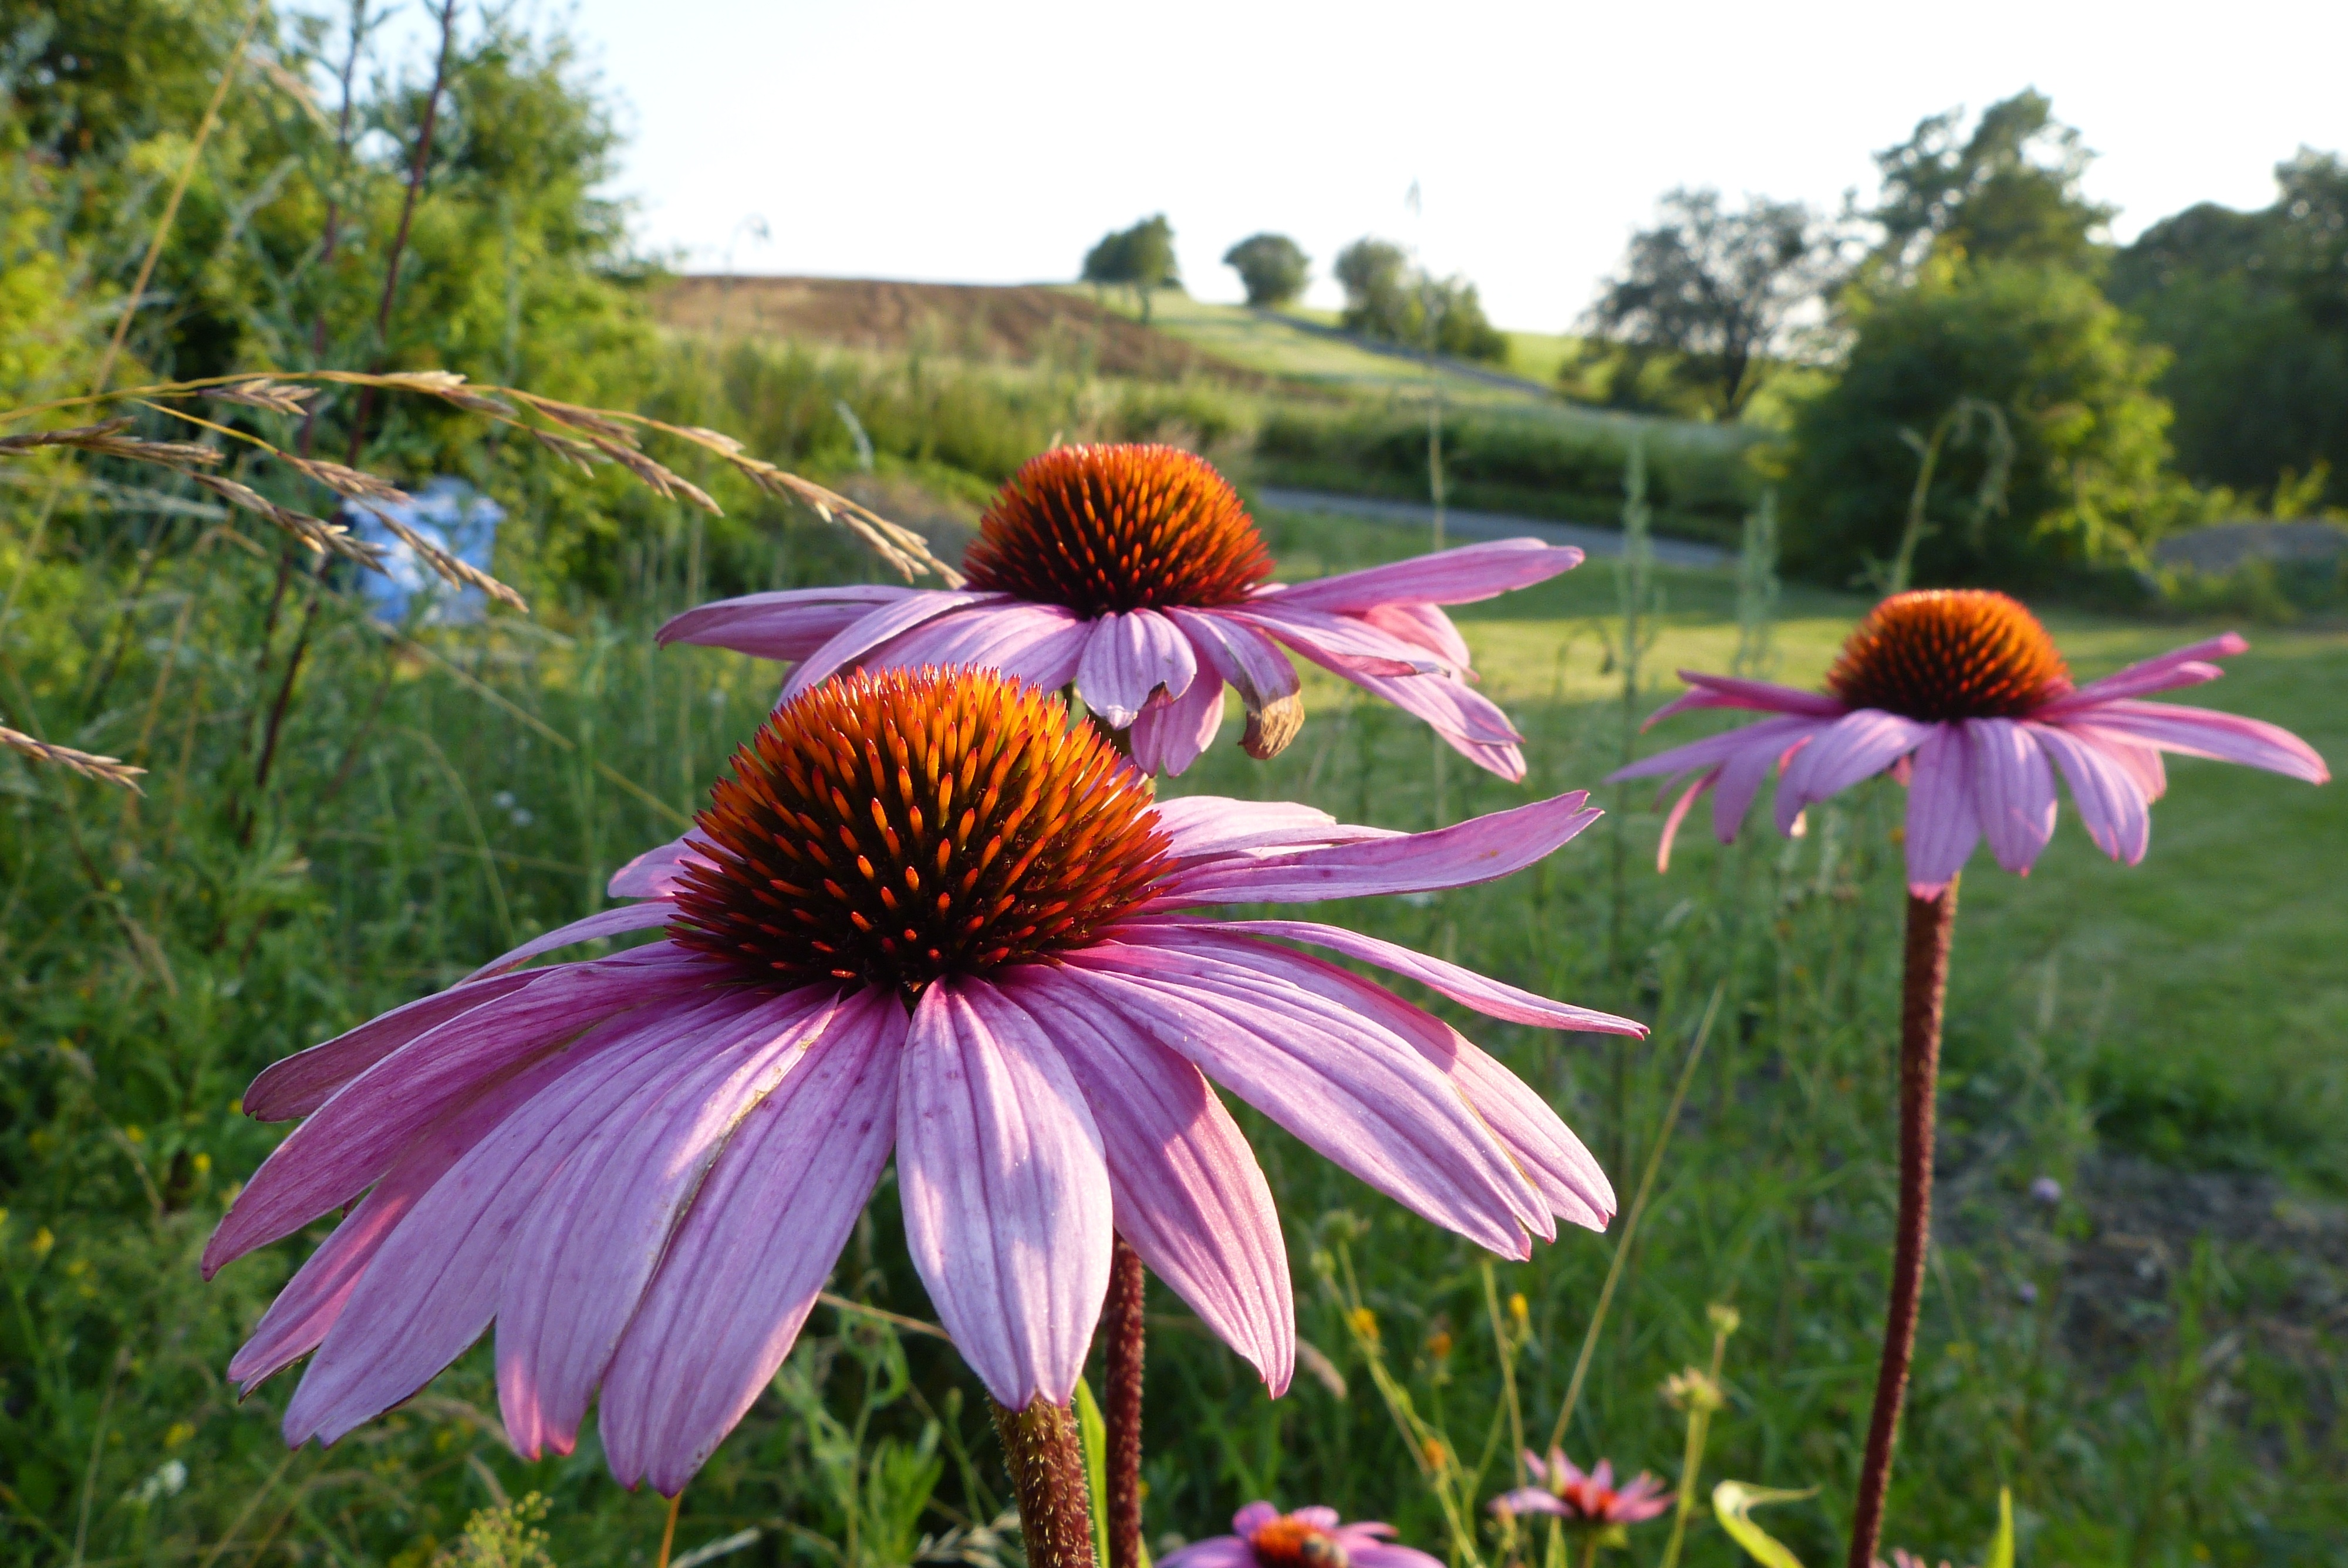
[
  {"left": 963, "top": 442, "right": 1274, "bottom": 617},
  {"left": 670, "top": 667, "right": 1172, "bottom": 995},
  {"left": 1249, "top": 1519, "right": 1349, "bottom": 1568},
  {"left": 1826, "top": 589, "right": 2070, "bottom": 722}
]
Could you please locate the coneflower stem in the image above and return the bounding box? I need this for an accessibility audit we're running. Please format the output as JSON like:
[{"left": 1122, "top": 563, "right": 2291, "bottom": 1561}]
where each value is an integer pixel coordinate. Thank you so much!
[
  {"left": 993, "top": 1396, "right": 1101, "bottom": 1568},
  {"left": 1847, "top": 880, "right": 1956, "bottom": 1568},
  {"left": 1104, "top": 1236, "right": 1146, "bottom": 1568}
]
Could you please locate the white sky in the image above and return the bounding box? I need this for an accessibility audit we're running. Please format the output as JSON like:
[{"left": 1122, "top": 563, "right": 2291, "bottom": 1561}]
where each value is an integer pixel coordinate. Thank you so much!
[{"left": 507, "top": 0, "right": 2344, "bottom": 331}]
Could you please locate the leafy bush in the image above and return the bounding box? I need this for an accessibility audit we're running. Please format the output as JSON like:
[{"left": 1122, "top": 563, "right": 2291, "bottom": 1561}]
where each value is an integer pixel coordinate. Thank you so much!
[{"left": 1223, "top": 233, "right": 1311, "bottom": 308}]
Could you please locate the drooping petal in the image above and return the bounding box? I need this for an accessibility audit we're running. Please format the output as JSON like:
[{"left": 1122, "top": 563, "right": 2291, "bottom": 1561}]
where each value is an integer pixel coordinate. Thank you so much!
[
  {"left": 1076, "top": 610, "right": 1198, "bottom": 728},
  {"left": 1226, "top": 604, "right": 1436, "bottom": 677},
  {"left": 1006, "top": 969, "right": 1294, "bottom": 1394},
  {"left": 1145, "top": 928, "right": 1614, "bottom": 1231},
  {"left": 896, "top": 980, "right": 1114, "bottom": 1408},
  {"left": 2068, "top": 698, "right": 2329, "bottom": 785},
  {"left": 1968, "top": 718, "right": 2057, "bottom": 874},
  {"left": 1902, "top": 724, "right": 1980, "bottom": 896},
  {"left": 2062, "top": 721, "right": 2168, "bottom": 801},
  {"left": 864, "top": 601, "right": 1094, "bottom": 693},
  {"left": 1163, "top": 791, "right": 1600, "bottom": 906},
  {"left": 1654, "top": 766, "right": 1719, "bottom": 871},
  {"left": 464, "top": 901, "right": 678, "bottom": 982},
  {"left": 282, "top": 992, "right": 764, "bottom": 1447},
  {"left": 1193, "top": 918, "right": 1644, "bottom": 1035},
  {"left": 205, "top": 949, "right": 720, "bottom": 1277},
  {"left": 1642, "top": 671, "right": 1846, "bottom": 728},
  {"left": 1159, "top": 1537, "right": 1254, "bottom": 1568},
  {"left": 607, "top": 835, "right": 717, "bottom": 900},
  {"left": 1149, "top": 796, "right": 1395, "bottom": 864},
  {"left": 1129, "top": 668, "right": 1226, "bottom": 776},
  {"left": 1775, "top": 709, "right": 1930, "bottom": 833},
  {"left": 2029, "top": 721, "right": 2151, "bottom": 864},
  {"left": 1359, "top": 601, "right": 1472, "bottom": 671},
  {"left": 656, "top": 585, "right": 925, "bottom": 660},
  {"left": 780, "top": 590, "right": 1001, "bottom": 700},
  {"left": 2035, "top": 633, "right": 2247, "bottom": 713},
  {"left": 239, "top": 969, "right": 538, "bottom": 1122},
  {"left": 1714, "top": 719, "right": 1820, "bottom": 842},
  {"left": 495, "top": 988, "right": 842, "bottom": 1459},
  {"left": 1608, "top": 713, "right": 1828, "bottom": 784},
  {"left": 1336, "top": 664, "right": 1523, "bottom": 745},
  {"left": 1263, "top": 539, "right": 1583, "bottom": 613},
  {"left": 1170, "top": 609, "right": 1303, "bottom": 759},
  {"left": 599, "top": 988, "right": 907, "bottom": 1495},
  {"left": 1065, "top": 942, "right": 1546, "bottom": 1256},
  {"left": 1348, "top": 1540, "right": 1446, "bottom": 1568}
]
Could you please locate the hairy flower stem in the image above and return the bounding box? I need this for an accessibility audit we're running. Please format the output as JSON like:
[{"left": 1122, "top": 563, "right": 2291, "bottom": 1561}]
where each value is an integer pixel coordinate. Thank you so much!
[
  {"left": 1104, "top": 1236, "right": 1146, "bottom": 1568},
  {"left": 1847, "top": 881, "right": 1956, "bottom": 1568},
  {"left": 993, "top": 1397, "right": 1101, "bottom": 1568}
]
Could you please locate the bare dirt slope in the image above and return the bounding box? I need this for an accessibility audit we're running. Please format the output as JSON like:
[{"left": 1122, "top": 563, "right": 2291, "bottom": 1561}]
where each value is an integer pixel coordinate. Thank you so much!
[{"left": 655, "top": 275, "right": 1269, "bottom": 385}]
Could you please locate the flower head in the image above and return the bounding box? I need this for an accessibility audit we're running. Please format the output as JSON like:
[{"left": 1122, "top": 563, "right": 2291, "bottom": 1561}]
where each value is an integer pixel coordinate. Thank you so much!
[
  {"left": 1610, "top": 592, "right": 2329, "bottom": 895},
  {"left": 1165, "top": 1503, "right": 1442, "bottom": 1568},
  {"left": 206, "top": 667, "right": 1640, "bottom": 1495},
  {"left": 1493, "top": 1449, "right": 1671, "bottom": 1530},
  {"left": 659, "top": 442, "right": 1584, "bottom": 778}
]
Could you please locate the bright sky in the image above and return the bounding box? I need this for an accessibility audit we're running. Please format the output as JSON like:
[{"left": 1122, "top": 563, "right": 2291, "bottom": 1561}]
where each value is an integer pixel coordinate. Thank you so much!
[{"left": 533, "top": 0, "right": 2344, "bottom": 331}]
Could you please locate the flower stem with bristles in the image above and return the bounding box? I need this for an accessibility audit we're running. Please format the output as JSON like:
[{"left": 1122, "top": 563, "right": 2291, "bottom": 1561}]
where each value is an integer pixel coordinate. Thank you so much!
[
  {"left": 993, "top": 1397, "right": 1101, "bottom": 1568},
  {"left": 1847, "top": 880, "right": 1956, "bottom": 1568},
  {"left": 1104, "top": 1236, "right": 1146, "bottom": 1568}
]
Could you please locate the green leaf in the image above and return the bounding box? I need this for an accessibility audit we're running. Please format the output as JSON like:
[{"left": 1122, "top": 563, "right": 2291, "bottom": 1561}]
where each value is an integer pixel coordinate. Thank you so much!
[
  {"left": 1074, "top": 1377, "right": 1112, "bottom": 1568},
  {"left": 1983, "top": 1487, "right": 2015, "bottom": 1568},
  {"left": 1711, "top": 1481, "right": 1818, "bottom": 1568}
]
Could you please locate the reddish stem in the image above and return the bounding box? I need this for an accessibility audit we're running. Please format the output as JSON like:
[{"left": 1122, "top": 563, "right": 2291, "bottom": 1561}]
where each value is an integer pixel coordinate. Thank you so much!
[
  {"left": 1104, "top": 1236, "right": 1146, "bottom": 1568},
  {"left": 1847, "top": 881, "right": 1956, "bottom": 1568},
  {"left": 992, "top": 1397, "right": 1099, "bottom": 1568}
]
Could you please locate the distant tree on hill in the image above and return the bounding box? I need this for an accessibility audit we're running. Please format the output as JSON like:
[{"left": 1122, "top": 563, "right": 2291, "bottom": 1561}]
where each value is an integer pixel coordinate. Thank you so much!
[
  {"left": 1333, "top": 238, "right": 1509, "bottom": 363},
  {"left": 1082, "top": 215, "right": 1182, "bottom": 322},
  {"left": 1585, "top": 187, "right": 1841, "bottom": 418},
  {"left": 1223, "top": 233, "right": 1310, "bottom": 307},
  {"left": 1870, "top": 90, "right": 2114, "bottom": 272}
]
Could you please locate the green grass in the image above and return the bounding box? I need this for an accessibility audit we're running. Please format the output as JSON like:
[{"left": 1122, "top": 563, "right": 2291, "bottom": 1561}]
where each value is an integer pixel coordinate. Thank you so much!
[{"left": 2, "top": 500, "right": 2342, "bottom": 1566}]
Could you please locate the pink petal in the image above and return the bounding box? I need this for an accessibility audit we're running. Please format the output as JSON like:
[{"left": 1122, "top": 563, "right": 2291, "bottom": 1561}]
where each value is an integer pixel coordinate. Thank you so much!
[
  {"left": 2062, "top": 721, "right": 2168, "bottom": 800},
  {"left": 1292, "top": 1507, "right": 1342, "bottom": 1530},
  {"left": 656, "top": 586, "right": 923, "bottom": 660},
  {"left": 282, "top": 992, "right": 764, "bottom": 1446},
  {"left": 2066, "top": 698, "right": 2328, "bottom": 785},
  {"left": 1065, "top": 944, "right": 1544, "bottom": 1256},
  {"left": 1715, "top": 721, "right": 1817, "bottom": 842},
  {"left": 1775, "top": 710, "right": 1931, "bottom": 834},
  {"left": 464, "top": 901, "right": 677, "bottom": 982},
  {"left": 1232, "top": 1502, "right": 1280, "bottom": 1535},
  {"left": 1335, "top": 664, "right": 1522, "bottom": 745},
  {"left": 607, "top": 835, "right": 716, "bottom": 900},
  {"left": 205, "top": 949, "right": 718, "bottom": 1277},
  {"left": 1968, "top": 718, "right": 2057, "bottom": 874},
  {"left": 2036, "top": 633, "right": 2247, "bottom": 712},
  {"left": 1643, "top": 671, "right": 1846, "bottom": 727},
  {"left": 2029, "top": 721, "right": 2150, "bottom": 864},
  {"left": 780, "top": 590, "right": 1001, "bottom": 700},
  {"left": 1350, "top": 1544, "right": 1446, "bottom": 1568},
  {"left": 240, "top": 970, "right": 538, "bottom": 1123},
  {"left": 1076, "top": 610, "right": 1198, "bottom": 728},
  {"left": 1146, "top": 930, "right": 1614, "bottom": 1231},
  {"left": 599, "top": 988, "right": 906, "bottom": 1495},
  {"left": 1359, "top": 601, "right": 1472, "bottom": 670},
  {"left": 1196, "top": 919, "right": 1644, "bottom": 1035},
  {"left": 1608, "top": 713, "right": 1828, "bottom": 783},
  {"left": 1160, "top": 1539, "right": 1253, "bottom": 1568},
  {"left": 1006, "top": 969, "right": 1294, "bottom": 1394},
  {"left": 896, "top": 979, "right": 1114, "bottom": 1408},
  {"left": 864, "top": 601, "right": 1094, "bottom": 692},
  {"left": 1264, "top": 539, "right": 1583, "bottom": 612},
  {"left": 1148, "top": 797, "right": 1395, "bottom": 863},
  {"left": 495, "top": 989, "right": 844, "bottom": 1460},
  {"left": 1226, "top": 604, "right": 1436, "bottom": 677},
  {"left": 1903, "top": 725, "right": 1979, "bottom": 897},
  {"left": 1129, "top": 667, "right": 1226, "bottom": 776},
  {"left": 1170, "top": 610, "right": 1300, "bottom": 709},
  {"left": 1163, "top": 791, "right": 1600, "bottom": 906},
  {"left": 1655, "top": 767, "right": 1718, "bottom": 871}
]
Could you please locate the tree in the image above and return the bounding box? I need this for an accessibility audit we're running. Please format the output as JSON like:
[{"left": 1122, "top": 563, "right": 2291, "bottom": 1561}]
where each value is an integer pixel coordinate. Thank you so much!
[
  {"left": 2110, "top": 150, "right": 2348, "bottom": 511},
  {"left": 1081, "top": 214, "right": 1180, "bottom": 322},
  {"left": 1584, "top": 187, "right": 1838, "bottom": 418},
  {"left": 1223, "top": 232, "right": 1309, "bottom": 307},
  {"left": 1783, "top": 256, "right": 2178, "bottom": 590},
  {"left": 1870, "top": 90, "right": 2114, "bottom": 271},
  {"left": 1332, "top": 238, "right": 1508, "bottom": 363}
]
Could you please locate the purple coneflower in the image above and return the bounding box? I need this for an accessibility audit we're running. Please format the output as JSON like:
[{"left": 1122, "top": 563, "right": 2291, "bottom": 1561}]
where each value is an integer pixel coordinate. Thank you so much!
[
  {"left": 1608, "top": 588, "right": 2326, "bottom": 1568},
  {"left": 659, "top": 443, "right": 1583, "bottom": 778},
  {"left": 1164, "top": 1503, "right": 1442, "bottom": 1568},
  {"left": 1493, "top": 1450, "right": 1671, "bottom": 1531},
  {"left": 204, "top": 666, "right": 1637, "bottom": 1504},
  {"left": 1610, "top": 589, "right": 2327, "bottom": 892}
]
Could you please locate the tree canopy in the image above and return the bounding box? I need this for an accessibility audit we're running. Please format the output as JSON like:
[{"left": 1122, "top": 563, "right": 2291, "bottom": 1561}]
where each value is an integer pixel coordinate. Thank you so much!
[
  {"left": 1870, "top": 90, "right": 2114, "bottom": 271},
  {"left": 1223, "top": 232, "right": 1310, "bottom": 307},
  {"left": 1082, "top": 215, "right": 1180, "bottom": 320},
  {"left": 1584, "top": 187, "right": 1838, "bottom": 418},
  {"left": 1332, "top": 238, "right": 1507, "bottom": 363}
]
